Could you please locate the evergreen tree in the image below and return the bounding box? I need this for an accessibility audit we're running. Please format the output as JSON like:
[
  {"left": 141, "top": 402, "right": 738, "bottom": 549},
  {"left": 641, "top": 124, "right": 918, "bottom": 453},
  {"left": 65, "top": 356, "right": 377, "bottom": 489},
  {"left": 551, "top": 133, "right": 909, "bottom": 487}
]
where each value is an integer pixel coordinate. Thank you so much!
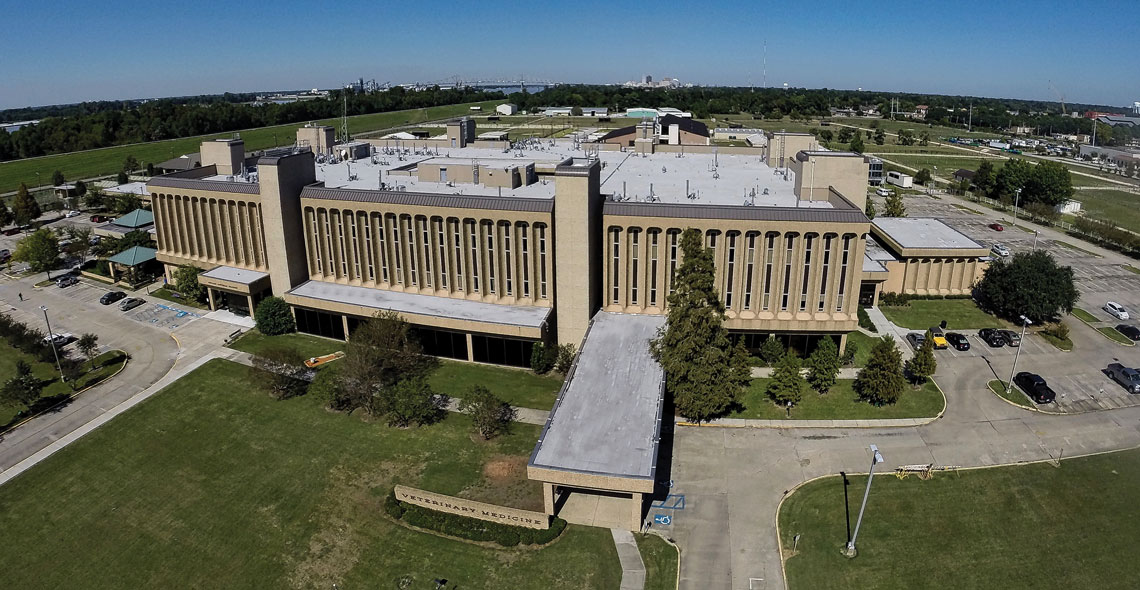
[
  {"left": 12, "top": 183, "right": 41, "bottom": 226},
  {"left": 254, "top": 296, "right": 296, "bottom": 336},
  {"left": 759, "top": 334, "right": 786, "bottom": 366},
  {"left": 650, "top": 228, "right": 752, "bottom": 422},
  {"left": 973, "top": 161, "right": 996, "bottom": 195},
  {"left": 849, "top": 134, "right": 865, "bottom": 153},
  {"left": 874, "top": 128, "right": 886, "bottom": 145},
  {"left": 766, "top": 352, "right": 805, "bottom": 407},
  {"left": 51, "top": 170, "right": 65, "bottom": 186},
  {"left": 865, "top": 198, "right": 876, "bottom": 219},
  {"left": 172, "top": 265, "right": 207, "bottom": 303},
  {"left": 914, "top": 168, "right": 933, "bottom": 185},
  {"left": 806, "top": 337, "right": 840, "bottom": 394},
  {"left": 854, "top": 336, "right": 906, "bottom": 405},
  {"left": 904, "top": 331, "right": 937, "bottom": 385},
  {"left": 0, "top": 197, "right": 13, "bottom": 227},
  {"left": 884, "top": 190, "right": 906, "bottom": 217}
]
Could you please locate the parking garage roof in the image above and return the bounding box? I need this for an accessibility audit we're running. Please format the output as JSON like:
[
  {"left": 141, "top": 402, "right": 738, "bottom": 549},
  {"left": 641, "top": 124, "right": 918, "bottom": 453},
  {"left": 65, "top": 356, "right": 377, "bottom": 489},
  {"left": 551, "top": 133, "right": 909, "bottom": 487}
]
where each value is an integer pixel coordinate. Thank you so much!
[{"left": 529, "top": 312, "right": 666, "bottom": 481}]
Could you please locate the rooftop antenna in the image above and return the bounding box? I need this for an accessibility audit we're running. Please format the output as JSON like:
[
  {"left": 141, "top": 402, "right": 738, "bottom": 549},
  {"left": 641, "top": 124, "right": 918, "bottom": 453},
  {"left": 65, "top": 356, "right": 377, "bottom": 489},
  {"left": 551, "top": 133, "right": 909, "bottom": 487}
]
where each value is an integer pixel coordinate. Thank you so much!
[
  {"left": 762, "top": 40, "right": 767, "bottom": 88},
  {"left": 341, "top": 93, "right": 350, "bottom": 143}
]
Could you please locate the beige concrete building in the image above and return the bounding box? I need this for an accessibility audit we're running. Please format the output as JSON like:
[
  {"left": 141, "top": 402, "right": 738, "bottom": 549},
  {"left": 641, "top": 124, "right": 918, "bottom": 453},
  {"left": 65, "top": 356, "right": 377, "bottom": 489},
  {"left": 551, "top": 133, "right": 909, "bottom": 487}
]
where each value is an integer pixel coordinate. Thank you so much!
[{"left": 858, "top": 217, "right": 990, "bottom": 306}]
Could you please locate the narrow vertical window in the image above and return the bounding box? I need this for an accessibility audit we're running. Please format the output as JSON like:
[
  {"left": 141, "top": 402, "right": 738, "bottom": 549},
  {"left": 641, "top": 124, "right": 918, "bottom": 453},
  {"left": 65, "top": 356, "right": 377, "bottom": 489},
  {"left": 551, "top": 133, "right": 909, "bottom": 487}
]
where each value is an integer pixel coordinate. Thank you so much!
[
  {"left": 337, "top": 212, "right": 348, "bottom": 277},
  {"left": 837, "top": 236, "right": 852, "bottom": 312},
  {"left": 781, "top": 234, "right": 794, "bottom": 311},
  {"left": 309, "top": 209, "right": 322, "bottom": 274},
  {"left": 349, "top": 213, "right": 361, "bottom": 278},
  {"left": 362, "top": 213, "right": 374, "bottom": 281},
  {"left": 520, "top": 224, "right": 530, "bottom": 297},
  {"left": 612, "top": 229, "right": 621, "bottom": 304},
  {"left": 819, "top": 235, "right": 832, "bottom": 312},
  {"left": 469, "top": 222, "right": 480, "bottom": 292},
  {"left": 502, "top": 224, "right": 513, "bottom": 296},
  {"left": 649, "top": 231, "right": 659, "bottom": 307},
  {"left": 485, "top": 222, "right": 496, "bottom": 294},
  {"left": 744, "top": 233, "right": 756, "bottom": 310},
  {"left": 437, "top": 220, "right": 448, "bottom": 290},
  {"left": 630, "top": 229, "right": 640, "bottom": 305},
  {"left": 763, "top": 234, "right": 775, "bottom": 310},
  {"left": 800, "top": 235, "right": 814, "bottom": 311},
  {"left": 668, "top": 230, "right": 678, "bottom": 295},
  {"left": 453, "top": 221, "right": 464, "bottom": 291},
  {"left": 725, "top": 232, "right": 737, "bottom": 308},
  {"left": 538, "top": 225, "right": 548, "bottom": 299},
  {"left": 377, "top": 215, "right": 389, "bottom": 283},
  {"left": 391, "top": 215, "right": 402, "bottom": 284},
  {"left": 323, "top": 210, "right": 334, "bottom": 276},
  {"left": 406, "top": 217, "right": 417, "bottom": 286},
  {"left": 421, "top": 218, "right": 433, "bottom": 288}
]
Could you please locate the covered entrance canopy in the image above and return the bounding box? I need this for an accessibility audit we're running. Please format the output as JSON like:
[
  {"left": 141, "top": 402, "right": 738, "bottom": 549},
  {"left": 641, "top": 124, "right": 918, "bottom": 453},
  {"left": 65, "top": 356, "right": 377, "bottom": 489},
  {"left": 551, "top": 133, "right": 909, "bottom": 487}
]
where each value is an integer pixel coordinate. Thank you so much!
[
  {"left": 197, "top": 265, "right": 271, "bottom": 315},
  {"left": 527, "top": 312, "right": 666, "bottom": 531}
]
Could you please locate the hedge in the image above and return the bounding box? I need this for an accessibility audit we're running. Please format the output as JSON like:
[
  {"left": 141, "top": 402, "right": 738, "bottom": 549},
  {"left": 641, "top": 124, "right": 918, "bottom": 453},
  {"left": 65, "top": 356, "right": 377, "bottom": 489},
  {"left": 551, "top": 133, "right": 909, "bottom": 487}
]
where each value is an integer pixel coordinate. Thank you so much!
[
  {"left": 384, "top": 490, "right": 566, "bottom": 547},
  {"left": 879, "top": 292, "right": 974, "bottom": 307},
  {"left": 857, "top": 306, "right": 877, "bottom": 332}
]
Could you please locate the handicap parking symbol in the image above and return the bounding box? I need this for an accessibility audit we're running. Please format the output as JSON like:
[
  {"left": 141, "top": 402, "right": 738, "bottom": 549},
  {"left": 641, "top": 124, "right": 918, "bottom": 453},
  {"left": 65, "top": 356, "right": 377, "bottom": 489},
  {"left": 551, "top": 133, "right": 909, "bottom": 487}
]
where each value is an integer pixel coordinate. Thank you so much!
[{"left": 653, "top": 513, "right": 672, "bottom": 526}]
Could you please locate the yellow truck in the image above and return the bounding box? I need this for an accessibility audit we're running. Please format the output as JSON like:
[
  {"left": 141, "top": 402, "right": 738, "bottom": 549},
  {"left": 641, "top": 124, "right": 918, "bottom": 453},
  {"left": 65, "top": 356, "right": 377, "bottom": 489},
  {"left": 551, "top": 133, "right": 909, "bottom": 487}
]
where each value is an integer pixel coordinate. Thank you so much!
[{"left": 929, "top": 327, "right": 949, "bottom": 350}]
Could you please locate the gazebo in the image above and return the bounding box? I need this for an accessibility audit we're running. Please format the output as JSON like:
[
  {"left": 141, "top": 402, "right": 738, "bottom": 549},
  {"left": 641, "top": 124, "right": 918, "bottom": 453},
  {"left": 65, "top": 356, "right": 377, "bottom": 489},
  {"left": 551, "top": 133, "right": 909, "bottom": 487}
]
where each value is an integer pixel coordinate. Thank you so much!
[{"left": 106, "top": 246, "right": 158, "bottom": 283}]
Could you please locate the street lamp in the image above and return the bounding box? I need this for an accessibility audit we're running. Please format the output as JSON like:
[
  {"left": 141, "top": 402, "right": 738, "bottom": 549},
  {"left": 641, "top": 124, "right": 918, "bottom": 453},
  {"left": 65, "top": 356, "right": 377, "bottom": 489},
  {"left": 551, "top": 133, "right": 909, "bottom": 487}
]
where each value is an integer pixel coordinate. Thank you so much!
[
  {"left": 1012, "top": 187, "right": 1023, "bottom": 222},
  {"left": 40, "top": 305, "right": 65, "bottom": 381},
  {"left": 846, "top": 444, "right": 885, "bottom": 557},
  {"left": 1033, "top": 230, "right": 1040, "bottom": 249},
  {"left": 1005, "top": 315, "right": 1033, "bottom": 395}
]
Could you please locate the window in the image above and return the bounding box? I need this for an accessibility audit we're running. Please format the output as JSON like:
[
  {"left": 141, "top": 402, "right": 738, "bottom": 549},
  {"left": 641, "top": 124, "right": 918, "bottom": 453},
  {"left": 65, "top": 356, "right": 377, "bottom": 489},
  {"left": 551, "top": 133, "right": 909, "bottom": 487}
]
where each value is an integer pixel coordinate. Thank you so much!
[
  {"left": 707, "top": 231, "right": 717, "bottom": 249},
  {"left": 800, "top": 234, "right": 814, "bottom": 311},
  {"left": 469, "top": 222, "right": 480, "bottom": 292},
  {"left": 377, "top": 215, "right": 388, "bottom": 283},
  {"left": 362, "top": 214, "right": 374, "bottom": 281},
  {"left": 649, "top": 231, "right": 659, "bottom": 306},
  {"left": 502, "top": 223, "right": 513, "bottom": 295},
  {"left": 437, "top": 220, "right": 448, "bottom": 290},
  {"left": 725, "top": 232, "right": 737, "bottom": 308},
  {"left": 520, "top": 224, "right": 530, "bottom": 297},
  {"left": 630, "top": 229, "right": 640, "bottom": 305},
  {"left": 668, "top": 230, "right": 679, "bottom": 295},
  {"left": 744, "top": 233, "right": 756, "bottom": 310},
  {"left": 453, "top": 221, "right": 464, "bottom": 291},
  {"left": 420, "top": 218, "right": 433, "bottom": 288},
  {"left": 390, "top": 215, "right": 402, "bottom": 284},
  {"left": 485, "top": 222, "right": 496, "bottom": 293},
  {"left": 612, "top": 229, "right": 621, "bottom": 304},
  {"left": 763, "top": 233, "right": 775, "bottom": 310},
  {"left": 323, "top": 210, "right": 334, "bottom": 276},
  {"left": 819, "top": 235, "right": 833, "bottom": 312},
  {"left": 781, "top": 234, "right": 794, "bottom": 311},
  {"left": 406, "top": 217, "right": 417, "bottom": 286},
  {"left": 348, "top": 213, "right": 361, "bottom": 278},
  {"left": 309, "top": 209, "right": 321, "bottom": 273},
  {"left": 336, "top": 212, "right": 348, "bottom": 276},
  {"left": 837, "top": 236, "right": 852, "bottom": 311},
  {"left": 538, "top": 224, "right": 548, "bottom": 298}
]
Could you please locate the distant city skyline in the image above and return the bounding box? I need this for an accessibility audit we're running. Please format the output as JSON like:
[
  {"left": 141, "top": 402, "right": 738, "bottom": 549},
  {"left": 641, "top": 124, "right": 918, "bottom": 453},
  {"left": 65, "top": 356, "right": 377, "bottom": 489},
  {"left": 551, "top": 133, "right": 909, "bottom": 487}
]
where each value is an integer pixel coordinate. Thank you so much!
[{"left": 2, "top": 0, "right": 1137, "bottom": 110}]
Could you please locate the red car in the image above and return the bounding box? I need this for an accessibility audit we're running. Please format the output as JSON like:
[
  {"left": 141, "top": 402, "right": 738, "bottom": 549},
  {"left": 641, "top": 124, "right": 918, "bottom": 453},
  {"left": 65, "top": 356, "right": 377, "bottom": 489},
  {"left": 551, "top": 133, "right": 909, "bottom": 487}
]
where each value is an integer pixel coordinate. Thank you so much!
[
  {"left": 90, "top": 214, "right": 110, "bottom": 223},
  {"left": 989, "top": 223, "right": 1004, "bottom": 231}
]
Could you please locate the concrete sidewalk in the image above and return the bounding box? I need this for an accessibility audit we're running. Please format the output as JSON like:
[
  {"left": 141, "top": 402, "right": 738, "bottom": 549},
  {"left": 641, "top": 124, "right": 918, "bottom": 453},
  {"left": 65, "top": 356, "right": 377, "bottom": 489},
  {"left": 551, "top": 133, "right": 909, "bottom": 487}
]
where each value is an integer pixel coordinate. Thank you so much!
[
  {"left": 751, "top": 367, "right": 861, "bottom": 379},
  {"left": 862, "top": 306, "right": 915, "bottom": 360},
  {"left": 611, "top": 528, "right": 647, "bottom": 590},
  {"left": 681, "top": 416, "right": 937, "bottom": 428}
]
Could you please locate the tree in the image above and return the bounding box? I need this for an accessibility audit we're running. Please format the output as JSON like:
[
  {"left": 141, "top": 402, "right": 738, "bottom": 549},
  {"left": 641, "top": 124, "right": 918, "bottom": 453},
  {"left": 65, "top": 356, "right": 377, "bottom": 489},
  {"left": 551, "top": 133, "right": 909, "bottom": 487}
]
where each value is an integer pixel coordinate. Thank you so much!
[
  {"left": 330, "top": 310, "right": 436, "bottom": 415},
  {"left": 251, "top": 346, "right": 311, "bottom": 400},
  {"left": 837, "top": 127, "right": 854, "bottom": 143},
  {"left": 973, "top": 250, "right": 1078, "bottom": 324},
  {"left": 918, "top": 131, "right": 930, "bottom": 146},
  {"left": 123, "top": 155, "right": 139, "bottom": 173},
  {"left": 806, "top": 337, "right": 840, "bottom": 394},
  {"left": 172, "top": 265, "right": 207, "bottom": 303},
  {"left": 973, "top": 161, "right": 996, "bottom": 195},
  {"left": 63, "top": 225, "right": 93, "bottom": 260},
  {"left": 865, "top": 198, "right": 876, "bottom": 219},
  {"left": 884, "top": 190, "right": 906, "bottom": 217},
  {"left": 766, "top": 352, "right": 805, "bottom": 407},
  {"left": 991, "top": 158, "right": 1033, "bottom": 201},
  {"left": 77, "top": 333, "right": 99, "bottom": 369},
  {"left": 570, "top": 105, "right": 583, "bottom": 116},
  {"left": 914, "top": 168, "right": 933, "bottom": 185},
  {"left": 818, "top": 129, "right": 834, "bottom": 143},
  {"left": 84, "top": 188, "right": 105, "bottom": 210},
  {"left": 554, "top": 343, "right": 576, "bottom": 374},
  {"left": 904, "top": 331, "right": 937, "bottom": 385},
  {"left": 1, "top": 361, "right": 41, "bottom": 409},
  {"left": 254, "top": 296, "right": 296, "bottom": 336},
  {"left": 897, "top": 129, "right": 916, "bottom": 146},
  {"left": 1022, "top": 160, "right": 1073, "bottom": 206},
  {"left": 116, "top": 170, "right": 129, "bottom": 185},
  {"left": 958, "top": 178, "right": 972, "bottom": 194},
  {"left": 873, "top": 128, "right": 886, "bottom": 145},
  {"left": 117, "top": 229, "right": 152, "bottom": 252},
  {"left": 458, "top": 385, "right": 517, "bottom": 440},
  {"left": 113, "top": 193, "right": 142, "bottom": 214},
  {"left": 650, "top": 228, "right": 752, "bottom": 422},
  {"left": 759, "top": 334, "right": 785, "bottom": 366},
  {"left": 854, "top": 336, "right": 906, "bottom": 405},
  {"left": 377, "top": 375, "right": 445, "bottom": 427},
  {"left": 146, "top": 162, "right": 155, "bottom": 176},
  {"left": 1025, "top": 202, "right": 1060, "bottom": 225},
  {"left": 530, "top": 342, "right": 555, "bottom": 374},
  {"left": 74, "top": 180, "right": 87, "bottom": 197},
  {"left": 12, "top": 183, "right": 41, "bottom": 226},
  {"left": 0, "top": 197, "right": 12, "bottom": 228},
  {"left": 51, "top": 170, "right": 65, "bottom": 187},
  {"left": 849, "top": 134, "right": 865, "bottom": 153},
  {"left": 12, "top": 228, "right": 59, "bottom": 272}
]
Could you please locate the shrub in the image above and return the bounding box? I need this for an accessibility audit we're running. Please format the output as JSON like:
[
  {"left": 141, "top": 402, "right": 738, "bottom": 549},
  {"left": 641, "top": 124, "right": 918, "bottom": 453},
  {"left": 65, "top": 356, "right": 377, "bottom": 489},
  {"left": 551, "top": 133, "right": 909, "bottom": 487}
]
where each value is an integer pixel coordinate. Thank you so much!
[
  {"left": 840, "top": 341, "right": 857, "bottom": 366},
  {"left": 554, "top": 343, "right": 576, "bottom": 374},
  {"left": 530, "top": 342, "right": 555, "bottom": 374},
  {"left": 458, "top": 385, "right": 516, "bottom": 440},
  {"left": 1043, "top": 322, "right": 1070, "bottom": 340},
  {"left": 879, "top": 292, "right": 910, "bottom": 307},
  {"left": 759, "top": 335, "right": 785, "bottom": 366},
  {"left": 254, "top": 296, "right": 296, "bottom": 336},
  {"left": 857, "top": 306, "right": 877, "bottom": 332}
]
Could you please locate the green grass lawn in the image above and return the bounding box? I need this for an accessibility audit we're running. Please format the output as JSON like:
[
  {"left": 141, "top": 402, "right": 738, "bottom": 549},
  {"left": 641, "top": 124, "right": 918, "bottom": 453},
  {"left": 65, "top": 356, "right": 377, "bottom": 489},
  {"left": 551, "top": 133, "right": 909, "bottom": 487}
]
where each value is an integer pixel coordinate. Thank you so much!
[
  {"left": 1123, "top": 264, "right": 1140, "bottom": 275},
  {"left": 879, "top": 299, "right": 1005, "bottom": 330},
  {"left": 0, "top": 359, "right": 621, "bottom": 589},
  {"left": 0, "top": 342, "right": 127, "bottom": 426},
  {"left": 0, "top": 100, "right": 502, "bottom": 197},
  {"left": 1098, "top": 326, "right": 1135, "bottom": 346},
  {"left": 779, "top": 448, "right": 1140, "bottom": 590},
  {"left": 637, "top": 534, "right": 679, "bottom": 590},
  {"left": 731, "top": 379, "right": 943, "bottom": 420},
  {"left": 227, "top": 330, "right": 344, "bottom": 360},
  {"left": 1038, "top": 330, "right": 1074, "bottom": 351},
  {"left": 429, "top": 359, "right": 563, "bottom": 411},
  {"left": 987, "top": 379, "right": 1034, "bottom": 408},
  {"left": 844, "top": 331, "right": 879, "bottom": 368},
  {"left": 882, "top": 155, "right": 1001, "bottom": 175},
  {"left": 1071, "top": 308, "right": 1100, "bottom": 324},
  {"left": 1070, "top": 189, "right": 1140, "bottom": 235}
]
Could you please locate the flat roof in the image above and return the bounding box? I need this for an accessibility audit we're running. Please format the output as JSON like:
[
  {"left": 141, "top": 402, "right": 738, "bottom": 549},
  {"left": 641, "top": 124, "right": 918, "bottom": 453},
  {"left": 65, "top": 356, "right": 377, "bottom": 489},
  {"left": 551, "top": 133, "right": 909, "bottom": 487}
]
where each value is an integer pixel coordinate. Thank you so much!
[
  {"left": 529, "top": 312, "right": 666, "bottom": 480},
  {"left": 286, "top": 280, "right": 551, "bottom": 329},
  {"left": 201, "top": 265, "right": 269, "bottom": 285},
  {"left": 105, "top": 181, "right": 149, "bottom": 195},
  {"left": 863, "top": 235, "right": 897, "bottom": 261},
  {"left": 872, "top": 217, "right": 984, "bottom": 250}
]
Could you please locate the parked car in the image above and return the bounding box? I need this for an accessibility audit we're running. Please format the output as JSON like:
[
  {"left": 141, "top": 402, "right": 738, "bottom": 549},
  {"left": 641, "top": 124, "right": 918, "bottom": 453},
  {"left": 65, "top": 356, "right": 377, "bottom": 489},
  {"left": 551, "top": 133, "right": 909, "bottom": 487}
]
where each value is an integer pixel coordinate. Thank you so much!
[
  {"left": 996, "top": 329, "right": 1021, "bottom": 347},
  {"left": 2, "top": 227, "right": 21, "bottom": 236},
  {"left": 0, "top": 248, "right": 9, "bottom": 262},
  {"left": 64, "top": 210, "right": 81, "bottom": 218},
  {"left": 56, "top": 275, "right": 79, "bottom": 288},
  {"left": 906, "top": 332, "right": 926, "bottom": 350},
  {"left": 990, "top": 243, "right": 1011, "bottom": 257},
  {"left": 875, "top": 188, "right": 891, "bottom": 197},
  {"left": 90, "top": 214, "right": 111, "bottom": 223},
  {"left": 945, "top": 332, "right": 970, "bottom": 351},
  {"left": 100, "top": 290, "right": 127, "bottom": 305},
  {"left": 1013, "top": 372, "right": 1057, "bottom": 404},
  {"left": 119, "top": 297, "right": 145, "bottom": 312},
  {"left": 1107, "top": 363, "right": 1140, "bottom": 393},
  {"left": 929, "top": 326, "right": 949, "bottom": 350},
  {"left": 1104, "top": 302, "right": 1129, "bottom": 320},
  {"left": 989, "top": 223, "right": 1004, "bottom": 231},
  {"left": 1116, "top": 324, "right": 1140, "bottom": 341},
  {"left": 978, "top": 328, "right": 1006, "bottom": 347},
  {"left": 42, "top": 332, "right": 71, "bottom": 346}
]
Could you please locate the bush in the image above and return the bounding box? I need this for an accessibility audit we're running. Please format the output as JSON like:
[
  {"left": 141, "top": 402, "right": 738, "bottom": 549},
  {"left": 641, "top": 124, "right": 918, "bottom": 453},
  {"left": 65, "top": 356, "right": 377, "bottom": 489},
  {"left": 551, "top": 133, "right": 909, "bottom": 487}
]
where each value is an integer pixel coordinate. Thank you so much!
[
  {"left": 554, "top": 343, "right": 576, "bottom": 374},
  {"left": 254, "top": 296, "right": 296, "bottom": 336},
  {"left": 530, "top": 342, "right": 555, "bottom": 374},
  {"left": 879, "top": 292, "right": 910, "bottom": 307},
  {"left": 385, "top": 490, "right": 566, "bottom": 547},
  {"left": 759, "top": 335, "right": 785, "bottom": 366},
  {"left": 857, "top": 306, "right": 877, "bottom": 332},
  {"left": 1043, "top": 322, "right": 1070, "bottom": 340},
  {"left": 840, "top": 341, "right": 857, "bottom": 366}
]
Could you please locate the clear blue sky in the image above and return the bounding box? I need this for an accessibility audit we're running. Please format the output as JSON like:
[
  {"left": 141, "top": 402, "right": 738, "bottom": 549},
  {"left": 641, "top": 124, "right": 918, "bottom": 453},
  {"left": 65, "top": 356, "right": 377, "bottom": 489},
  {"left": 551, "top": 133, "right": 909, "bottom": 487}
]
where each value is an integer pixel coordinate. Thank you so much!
[{"left": 2, "top": 0, "right": 1136, "bottom": 110}]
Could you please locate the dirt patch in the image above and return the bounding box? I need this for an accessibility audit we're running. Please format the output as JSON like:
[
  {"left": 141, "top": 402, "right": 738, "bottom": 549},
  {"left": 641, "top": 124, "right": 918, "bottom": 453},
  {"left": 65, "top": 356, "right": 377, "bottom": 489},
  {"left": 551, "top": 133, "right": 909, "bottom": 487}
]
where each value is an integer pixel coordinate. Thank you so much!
[
  {"left": 483, "top": 455, "right": 526, "bottom": 481},
  {"left": 460, "top": 455, "right": 543, "bottom": 512}
]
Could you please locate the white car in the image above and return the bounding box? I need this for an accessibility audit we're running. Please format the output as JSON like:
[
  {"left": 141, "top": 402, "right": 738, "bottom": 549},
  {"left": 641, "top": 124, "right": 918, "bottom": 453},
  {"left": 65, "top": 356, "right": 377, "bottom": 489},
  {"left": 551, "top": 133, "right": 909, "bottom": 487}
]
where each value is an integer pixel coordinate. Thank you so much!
[
  {"left": 64, "top": 210, "right": 81, "bottom": 218},
  {"left": 990, "top": 243, "right": 1011, "bottom": 258},
  {"left": 876, "top": 188, "right": 892, "bottom": 197},
  {"left": 1105, "top": 302, "right": 1130, "bottom": 320}
]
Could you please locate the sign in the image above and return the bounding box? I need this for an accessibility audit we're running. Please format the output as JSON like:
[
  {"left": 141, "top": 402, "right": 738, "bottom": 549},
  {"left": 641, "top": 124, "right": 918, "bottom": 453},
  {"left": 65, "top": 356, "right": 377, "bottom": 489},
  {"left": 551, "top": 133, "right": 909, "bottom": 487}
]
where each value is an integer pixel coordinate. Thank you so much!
[
  {"left": 394, "top": 485, "right": 549, "bottom": 530},
  {"left": 653, "top": 514, "right": 672, "bottom": 525}
]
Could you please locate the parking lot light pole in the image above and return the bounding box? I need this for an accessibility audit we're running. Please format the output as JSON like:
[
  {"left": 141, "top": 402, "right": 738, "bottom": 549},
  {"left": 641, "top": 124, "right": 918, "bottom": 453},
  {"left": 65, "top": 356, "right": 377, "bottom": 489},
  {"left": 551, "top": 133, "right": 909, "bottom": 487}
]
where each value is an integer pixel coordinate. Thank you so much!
[
  {"left": 1006, "top": 315, "right": 1032, "bottom": 394},
  {"left": 1033, "top": 230, "right": 1040, "bottom": 249},
  {"left": 846, "top": 444, "right": 885, "bottom": 557},
  {"left": 1012, "top": 188, "right": 1023, "bottom": 222},
  {"left": 40, "top": 305, "right": 65, "bottom": 381}
]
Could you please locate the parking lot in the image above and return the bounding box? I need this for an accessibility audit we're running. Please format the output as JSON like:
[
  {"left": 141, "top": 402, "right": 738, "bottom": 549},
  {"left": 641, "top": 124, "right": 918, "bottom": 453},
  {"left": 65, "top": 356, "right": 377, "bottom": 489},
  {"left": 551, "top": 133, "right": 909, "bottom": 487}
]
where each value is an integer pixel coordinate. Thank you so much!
[
  {"left": 903, "top": 193, "right": 1140, "bottom": 413},
  {"left": 41, "top": 278, "right": 203, "bottom": 331}
]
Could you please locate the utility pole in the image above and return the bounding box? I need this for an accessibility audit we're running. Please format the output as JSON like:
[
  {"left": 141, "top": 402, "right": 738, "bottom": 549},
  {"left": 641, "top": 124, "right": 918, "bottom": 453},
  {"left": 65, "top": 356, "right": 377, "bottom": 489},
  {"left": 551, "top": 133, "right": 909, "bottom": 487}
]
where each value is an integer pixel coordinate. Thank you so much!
[
  {"left": 1006, "top": 316, "right": 1032, "bottom": 395},
  {"left": 968, "top": 102, "right": 973, "bottom": 132},
  {"left": 40, "top": 306, "right": 65, "bottom": 382},
  {"left": 846, "top": 444, "right": 885, "bottom": 557}
]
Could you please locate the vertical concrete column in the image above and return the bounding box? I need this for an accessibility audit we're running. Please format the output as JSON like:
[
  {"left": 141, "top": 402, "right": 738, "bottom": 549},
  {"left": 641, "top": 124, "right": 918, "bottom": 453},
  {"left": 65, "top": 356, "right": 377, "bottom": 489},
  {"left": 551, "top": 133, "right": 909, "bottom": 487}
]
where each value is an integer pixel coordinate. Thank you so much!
[
  {"left": 543, "top": 483, "right": 556, "bottom": 515},
  {"left": 630, "top": 492, "right": 643, "bottom": 531},
  {"left": 246, "top": 294, "right": 255, "bottom": 315},
  {"left": 466, "top": 333, "right": 474, "bottom": 362},
  {"left": 207, "top": 288, "right": 217, "bottom": 311},
  {"left": 342, "top": 315, "right": 351, "bottom": 342},
  {"left": 553, "top": 160, "right": 601, "bottom": 346},
  {"left": 838, "top": 332, "right": 848, "bottom": 356},
  {"left": 259, "top": 150, "right": 316, "bottom": 296}
]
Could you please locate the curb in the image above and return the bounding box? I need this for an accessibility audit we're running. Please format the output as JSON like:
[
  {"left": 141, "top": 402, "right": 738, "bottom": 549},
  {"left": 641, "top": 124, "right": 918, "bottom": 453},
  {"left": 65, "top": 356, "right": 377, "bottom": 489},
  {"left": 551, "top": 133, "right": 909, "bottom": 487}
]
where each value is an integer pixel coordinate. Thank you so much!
[
  {"left": 640, "top": 531, "right": 682, "bottom": 590},
  {"left": 0, "top": 351, "right": 130, "bottom": 435},
  {"left": 1069, "top": 311, "right": 1134, "bottom": 346},
  {"left": 985, "top": 380, "right": 1066, "bottom": 415}
]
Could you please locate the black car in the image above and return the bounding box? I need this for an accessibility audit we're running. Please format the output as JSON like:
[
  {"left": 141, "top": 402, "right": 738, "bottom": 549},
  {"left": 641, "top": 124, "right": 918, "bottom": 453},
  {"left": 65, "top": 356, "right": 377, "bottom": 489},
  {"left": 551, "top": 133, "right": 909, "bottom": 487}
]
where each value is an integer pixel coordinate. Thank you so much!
[
  {"left": 946, "top": 332, "right": 970, "bottom": 351},
  {"left": 100, "top": 291, "right": 127, "bottom": 305},
  {"left": 978, "top": 328, "right": 1006, "bottom": 348},
  {"left": 1116, "top": 324, "right": 1140, "bottom": 341},
  {"left": 1013, "top": 372, "right": 1057, "bottom": 404}
]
